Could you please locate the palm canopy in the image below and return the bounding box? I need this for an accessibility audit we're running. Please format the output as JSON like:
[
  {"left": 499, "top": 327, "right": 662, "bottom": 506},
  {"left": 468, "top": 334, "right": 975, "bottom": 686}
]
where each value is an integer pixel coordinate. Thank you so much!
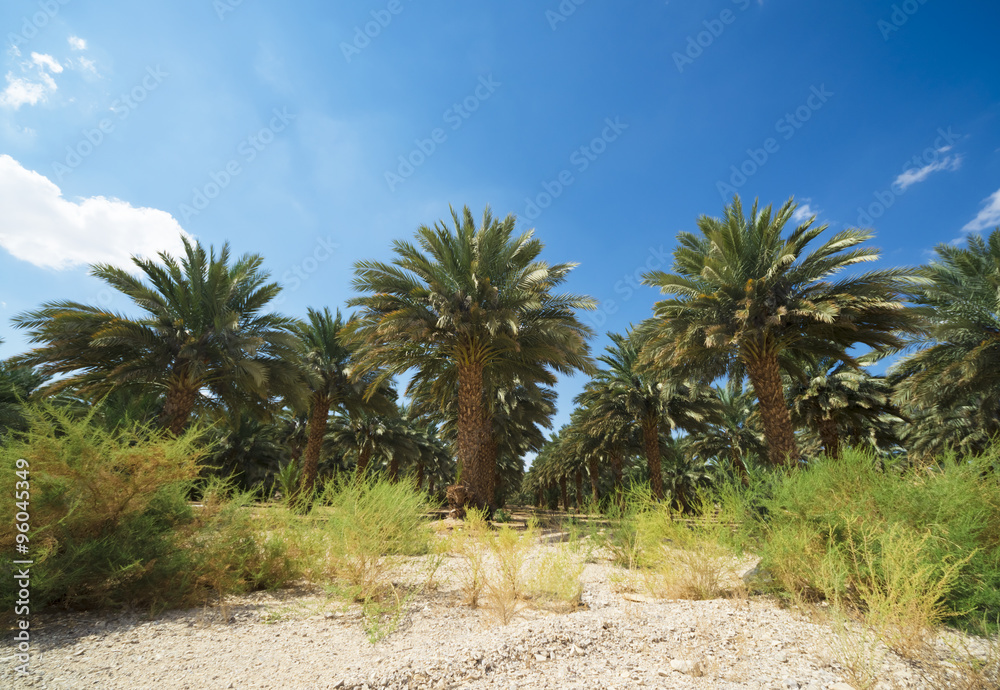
[
  {"left": 580, "top": 329, "right": 719, "bottom": 499},
  {"left": 640, "top": 196, "right": 921, "bottom": 465},
  {"left": 12, "top": 236, "right": 303, "bottom": 435},
  {"left": 345, "top": 205, "right": 596, "bottom": 510},
  {"left": 787, "top": 354, "right": 901, "bottom": 459},
  {"left": 892, "top": 228, "right": 1000, "bottom": 420},
  {"left": 292, "top": 307, "right": 394, "bottom": 491}
]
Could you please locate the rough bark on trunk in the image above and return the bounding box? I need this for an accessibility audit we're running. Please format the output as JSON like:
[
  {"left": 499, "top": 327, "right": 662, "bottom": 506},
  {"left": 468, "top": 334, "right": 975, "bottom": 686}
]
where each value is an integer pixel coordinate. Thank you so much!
[
  {"left": 559, "top": 476, "right": 569, "bottom": 512},
  {"left": 388, "top": 456, "right": 400, "bottom": 483},
  {"left": 537, "top": 487, "right": 544, "bottom": 508},
  {"left": 162, "top": 379, "right": 198, "bottom": 436},
  {"left": 484, "top": 432, "right": 498, "bottom": 510},
  {"left": 457, "top": 360, "right": 490, "bottom": 512},
  {"left": 428, "top": 477, "right": 435, "bottom": 495},
  {"left": 745, "top": 350, "right": 799, "bottom": 466},
  {"left": 642, "top": 414, "right": 664, "bottom": 500},
  {"left": 415, "top": 461, "right": 424, "bottom": 490},
  {"left": 355, "top": 444, "right": 373, "bottom": 481},
  {"left": 575, "top": 469, "right": 584, "bottom": 510},
  {"left": 610, "top": 450, "right": 624, "bottom": 507},
  {"left": 587, "top": 457, "right": 600, "bottom": 504},
  {"left": 301, "top": 394, "right": 330, "bottom": 493},
  {"left": 817, "top": 417, "right": 841, "bottom": 459}
]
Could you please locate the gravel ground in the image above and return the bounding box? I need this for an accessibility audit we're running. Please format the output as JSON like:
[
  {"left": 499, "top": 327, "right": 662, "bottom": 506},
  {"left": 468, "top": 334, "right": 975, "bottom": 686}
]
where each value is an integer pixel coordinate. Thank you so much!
[{"left": 1, "top": 538, "right": 986, "bottom": 689}]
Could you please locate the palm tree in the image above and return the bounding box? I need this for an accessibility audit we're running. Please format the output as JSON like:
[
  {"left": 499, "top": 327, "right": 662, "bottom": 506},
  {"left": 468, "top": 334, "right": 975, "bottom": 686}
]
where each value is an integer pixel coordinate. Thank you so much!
[
  {"left": 892, "top": 228, "right": 1000, "bottom": 430},
  {"left": 0, "top": 353, "right": 48, "bottom": 437},
  {"left": 641, "top": 196, "right": 921, "bottom": 465},
  {"left": 573, "top": 384, "right": 637, "bottom": 502},
  {"left": 292, "top": 308, "right": 394, "bottom": 492},
  {"left": 346, "top": 205, "right": 595, "bottom": 510},
  {"left": 12, "top": 237, "right": 303, "bottom": 435},
  {"left": 582, "top": 330, "right": 719, "bottom": 499},
  {"left": 787, "top": 354, "right": 901, "bottom": 459},
  {"left": 686, "top": 380, "right": 766, "bottom": 479}
]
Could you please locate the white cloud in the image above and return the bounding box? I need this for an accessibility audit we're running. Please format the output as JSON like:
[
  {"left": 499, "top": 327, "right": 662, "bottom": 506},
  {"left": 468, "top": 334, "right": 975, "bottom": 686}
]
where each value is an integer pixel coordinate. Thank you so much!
[
  {"left": 791, "top": 202, "right": 819, "bottom": 224},
  {"left": 962, "top": 188, "right": 1000, "bottom": 234},
  {"left": 0, "top": 53, "right": 63, "bottom": 109},
  {"left": 68, "top": 36, "right": 87, "bottom": 51},
  {"left": 0, "top": 155, "right": 191, "bottom": 270},
  {"left": 894, "top": 153, "right": 962, "bottom": 191},
  {"left": 0, "top": 73, "right": 49, "bottom": 108},
  {"left": 75, "top": 57, "right": 98, "bottom": 75},
  {"left": 31, "top": 52, "right": 63, "bottom": 74}
]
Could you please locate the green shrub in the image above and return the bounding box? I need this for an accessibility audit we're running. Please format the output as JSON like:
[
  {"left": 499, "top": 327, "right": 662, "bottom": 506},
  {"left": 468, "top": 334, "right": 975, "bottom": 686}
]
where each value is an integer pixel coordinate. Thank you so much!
[
  {"left": 0, "top": 405, "right": 299, "bottom": 613},
  {"left": 750, "top": 448, "right": 1000, "bottom": 630},
  {"left": 313, "top": 476, "right": 430, "bottom": 600}
]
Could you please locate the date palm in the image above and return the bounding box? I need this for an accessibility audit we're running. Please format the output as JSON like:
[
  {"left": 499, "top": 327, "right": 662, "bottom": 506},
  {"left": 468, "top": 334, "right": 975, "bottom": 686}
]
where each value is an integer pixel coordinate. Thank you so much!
[
  {"left": 292, "top": 307, "right": 394, "bottom": 492},
  {"left": 641, "top": 196, "right": 921, "bottom": 465},
  {"left": 787, "top": 354, "right": 901, "bottom": 459},
  {"left": 892, "top": 228, "right": 1000, "bottom": 424},
  {"left": 346, "top": 205, "right": 595, "bottom": 510},
  {"left": 12, "top": 237, "right": 303, "bottom": 435},
  {"left": 583, "top": 329, "right": 718, "bottom": 499}
]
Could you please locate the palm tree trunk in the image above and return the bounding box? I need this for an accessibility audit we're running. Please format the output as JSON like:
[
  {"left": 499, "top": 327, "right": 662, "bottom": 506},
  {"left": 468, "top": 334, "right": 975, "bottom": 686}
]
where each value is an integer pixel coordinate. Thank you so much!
[
  {"left": 428, "top": 476, "right": 436, "bottom": 494},
  {"left": 818, "top": 417, "right": 841, "bottom": 459},
  {"left": 355, "top": 444, "right": 373, "bottom": 481},
  {"left": 388, "top": 456, "right": 400, "bottom": 483},
  {"left": 587, "top": 457, "right": 600, "bottom": 504},
  {"left": 161, "top": 380, "right": 198, "bottom": 436},
  {"left": 575, "top": 469, "right": 584, "bottom": 510},
  {"left": 537, "top": 487, "right": 544, "bottom": 508},
  {"left": 484, "top": 432, "right": 498, "bottom": 510},
  {"left": 457, "top": 360, "right": 490, "bottom": 511},
  {"left": 559, "top": 475, "right": 569, "bottom": 512},
  {"left": 301, "top": 394, "right": 330, "bottom": 493},
  {"left": 610, "top": 450, "right": 624, "bottom": 507},
  {"left": 642, "top": 414, "right": 664, "bottom": 500},
  {"left": 745, "top": 351, "right": 799, "bottom": 466},
  {"left": 416, "top": 460, "right": 424, "bottom": 490}
]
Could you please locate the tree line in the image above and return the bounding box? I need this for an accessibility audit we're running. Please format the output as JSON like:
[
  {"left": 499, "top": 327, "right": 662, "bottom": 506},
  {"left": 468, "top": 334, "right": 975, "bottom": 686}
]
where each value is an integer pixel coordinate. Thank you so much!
[{"left": 3, "top": 197, "right": 998, "bottom": 512}]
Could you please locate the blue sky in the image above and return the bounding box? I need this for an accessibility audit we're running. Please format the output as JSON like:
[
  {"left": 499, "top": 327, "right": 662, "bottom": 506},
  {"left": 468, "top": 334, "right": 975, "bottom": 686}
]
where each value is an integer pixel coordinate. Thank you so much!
[{"left": 1, "top": 0, "right": 999, "bottom": 436}]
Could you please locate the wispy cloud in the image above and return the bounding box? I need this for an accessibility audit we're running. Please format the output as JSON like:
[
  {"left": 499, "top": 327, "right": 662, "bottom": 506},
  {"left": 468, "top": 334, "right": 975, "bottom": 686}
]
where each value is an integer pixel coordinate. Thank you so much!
[
  {"left": 0, "top": 155, "right": 191, "bottom": 270},
  {"left": 68, "top": 36, "right": 87, "bottom": 51},
  {"left": 962, "top": 188, "right": 1000, "bottom": 234},
  {"left": 0, "top": 52, "right": 63, "bottom": 109},
  {"left": 791, "top": 201, "right": 819, "bottom": 224},
  {"left": 894, "top": 152, "right": 962, "bottom": 192},
  {"left": 31, "top": 52, "right": 63, "bottom": 74}
]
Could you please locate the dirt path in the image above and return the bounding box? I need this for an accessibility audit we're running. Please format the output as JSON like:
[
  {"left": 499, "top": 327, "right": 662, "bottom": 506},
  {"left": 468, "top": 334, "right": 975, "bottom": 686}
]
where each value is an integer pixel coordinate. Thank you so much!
[{"left": 0, "top": 538, "right": 964, "bottom": 689}]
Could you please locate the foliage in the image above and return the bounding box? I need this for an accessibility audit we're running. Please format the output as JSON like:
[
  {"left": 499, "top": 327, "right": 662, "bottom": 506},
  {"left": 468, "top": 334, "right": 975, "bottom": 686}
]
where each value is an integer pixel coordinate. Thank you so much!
[
  {"left": 346, "top": 204, "right": 595, "bottom": 509},
  {"left": 0, "top": 404, "right": 296, "bottom": 612},
  {"left": 12, "top": 237, "right": 303, "bottom": 435},
  {"left": 746, "top": 448, "right": 1000, "bottom": 629},
  {"left": 640, "top": 196, "right": 921, "bottom": 464}
]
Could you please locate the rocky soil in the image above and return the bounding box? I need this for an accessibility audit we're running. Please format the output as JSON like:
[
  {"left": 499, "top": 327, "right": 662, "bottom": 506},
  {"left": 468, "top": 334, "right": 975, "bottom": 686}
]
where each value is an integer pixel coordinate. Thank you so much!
[{"left": 1, "top": 533, "right": 989, "bottom": 689}]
